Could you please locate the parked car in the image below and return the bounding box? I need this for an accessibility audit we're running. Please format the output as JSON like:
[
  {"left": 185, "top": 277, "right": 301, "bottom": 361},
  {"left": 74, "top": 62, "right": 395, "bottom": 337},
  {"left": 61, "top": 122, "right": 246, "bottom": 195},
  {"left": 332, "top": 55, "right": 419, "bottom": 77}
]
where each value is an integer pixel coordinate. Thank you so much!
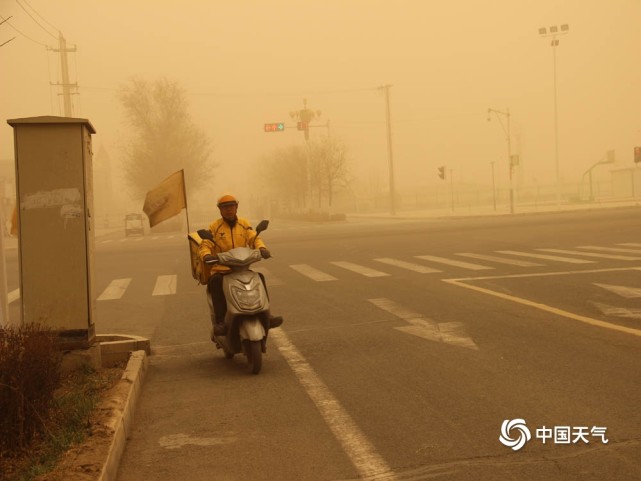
[{"left": 124, "top": 213, "right": 145, "bottom": 236}]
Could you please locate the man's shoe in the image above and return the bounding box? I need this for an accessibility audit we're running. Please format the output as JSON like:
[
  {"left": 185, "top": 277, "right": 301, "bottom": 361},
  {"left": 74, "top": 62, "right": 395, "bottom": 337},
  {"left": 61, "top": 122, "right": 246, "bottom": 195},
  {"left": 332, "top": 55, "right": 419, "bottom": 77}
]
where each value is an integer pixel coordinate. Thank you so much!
[
  {"left": 213, "top": 322, "right": 227, "bottom": 336},
  {"left": 269, "top": 315, "right": 283, "bottom": 329}
]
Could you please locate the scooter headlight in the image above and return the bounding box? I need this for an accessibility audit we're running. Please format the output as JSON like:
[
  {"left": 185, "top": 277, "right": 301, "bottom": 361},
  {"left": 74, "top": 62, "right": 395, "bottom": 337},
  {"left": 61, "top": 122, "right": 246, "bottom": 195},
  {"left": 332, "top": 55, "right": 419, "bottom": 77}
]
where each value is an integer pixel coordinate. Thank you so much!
[{"left": 231, "top": 286, "right": 261, "bottom": 309}]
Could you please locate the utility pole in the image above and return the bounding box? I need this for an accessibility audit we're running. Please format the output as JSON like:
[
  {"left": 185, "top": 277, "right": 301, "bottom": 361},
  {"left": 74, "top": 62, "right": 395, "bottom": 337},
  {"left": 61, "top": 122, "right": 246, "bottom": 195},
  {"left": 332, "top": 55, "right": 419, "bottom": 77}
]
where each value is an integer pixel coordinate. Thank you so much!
[
  {"left": 380, "top": 84, "right": 396, "bottom": 216},
  {"left": 488, "top": 107, "right": 514, "bottom": 214},
  {"left": 50, "top": 32, "right": 77, "bottom": 117}
]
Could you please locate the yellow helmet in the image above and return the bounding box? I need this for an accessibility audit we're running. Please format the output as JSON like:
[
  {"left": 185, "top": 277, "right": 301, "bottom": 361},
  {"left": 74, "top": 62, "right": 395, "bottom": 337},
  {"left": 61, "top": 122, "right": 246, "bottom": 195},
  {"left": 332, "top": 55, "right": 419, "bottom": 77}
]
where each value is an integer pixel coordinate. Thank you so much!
[{"left": 217, "top": 194, "right": 239, "bottom": 208}]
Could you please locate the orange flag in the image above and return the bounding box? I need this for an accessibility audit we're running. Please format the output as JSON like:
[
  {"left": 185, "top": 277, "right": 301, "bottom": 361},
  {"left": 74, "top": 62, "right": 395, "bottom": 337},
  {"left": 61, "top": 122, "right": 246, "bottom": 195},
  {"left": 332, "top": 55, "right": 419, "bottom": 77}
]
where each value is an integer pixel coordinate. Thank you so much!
[{"left": 142, "top": 170, "right": 187, "bottom": 228}]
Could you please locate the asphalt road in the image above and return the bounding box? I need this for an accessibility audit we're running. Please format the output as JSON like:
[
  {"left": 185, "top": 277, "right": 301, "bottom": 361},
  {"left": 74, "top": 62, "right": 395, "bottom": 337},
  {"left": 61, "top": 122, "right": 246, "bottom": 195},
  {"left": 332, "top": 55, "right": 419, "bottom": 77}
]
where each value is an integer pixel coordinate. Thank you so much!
[{"left": 80, "top": 207, "right": 641, "bottom": 480}]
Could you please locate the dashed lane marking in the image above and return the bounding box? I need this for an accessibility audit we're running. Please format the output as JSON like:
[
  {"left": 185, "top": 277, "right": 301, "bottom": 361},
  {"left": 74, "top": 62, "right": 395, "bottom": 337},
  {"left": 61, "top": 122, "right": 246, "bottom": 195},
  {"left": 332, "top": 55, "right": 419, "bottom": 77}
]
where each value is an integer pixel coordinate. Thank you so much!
[
  {"left": 373, "top": 258, "right": 441, "bottom": 273},
  {"left": 8, "top": 289, "right": 19, "bottom": 304},
  {"left": 97, "top": 278, "right": 132, "bottom": 301},
  {"left": 577, "top": 245, "right": 641, "bottom": 254},
  {"left": 455, "top": 252, "right": 542, "bottom": 267},
  {"left": 289, "top": 264, "right": 338, "bottom": 281},
  {"left": 330, "top": 261, "right": 390, "bottom": 278},
  {"left": 414, "top": 255, "right": 493, "bottom": 270},
  {"left": 537, "top": 248, "right": 641, "bottom": 261},
  {"left": 496, "top": 250, "right": 595, "bottom": 264},
  {"left": 152, "top": 275, "right": 177, "bottom": 296}
]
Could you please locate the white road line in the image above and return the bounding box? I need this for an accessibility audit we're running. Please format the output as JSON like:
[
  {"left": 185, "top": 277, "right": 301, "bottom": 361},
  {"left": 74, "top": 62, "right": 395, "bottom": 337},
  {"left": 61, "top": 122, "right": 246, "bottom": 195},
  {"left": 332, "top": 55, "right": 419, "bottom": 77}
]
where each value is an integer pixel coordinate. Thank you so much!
[
  {"left": 373, "top": 258, "right": 441, "bottom": 273},
  {"left": 151, "top": 236, "right": 159, "bottom": 240},
  {"left": 251, "top": 266, "right": 285, "bottom": 287},
  {"left": 536, "top": 248, "right": 641, "bottom": 261},
  {"left": 118, "top": 238, "right": 128, "bottom": 242},
  {"left": 134, "top": 237, "right": 144, "bottom": 242},
  {"left": 102, "top": 239, "right": 113, "bottom": 244},
  {"left": 330, "top": 261, "right": 389, "bottom": 277},
  {"left": 270, "top": 329, "right": 396, "bottom": 480},
  {"left": 290, "top": 264, "right": 337, "bottom": 281},
  {"left": 593, "top": 283, "right": 641, "bottom": 298},
  {"left": 152, "top": 275, "right": 177, "bottom": 296},
  {"left": 455, "top": 252, "right": 542, "bottom": 267},
  {"left": 496, "top": 250, "right": 595, "bottom": 264},
  {"left": 444, "top": 267, "right": 641, "bottom": 339},
  {"left": 368, "top": 297, "right": 424, "bottom": 319},
  {"left": 368, "top": 298, "right": 478, "bottom": 350},
  {"left": 618, "top": 243, "right": 641, "bottom": 247},
  {"left": 577, "top": 245, "right": 641, "bottom": 254},
  {"left": 97, "top": 278, "right": 132, "bottom": 301},
  {"left": 414, "top": 255, "right": 493, "bottom": 270},
  {"left": 8, "top": 289, "right": 19, "bottom": 304}
]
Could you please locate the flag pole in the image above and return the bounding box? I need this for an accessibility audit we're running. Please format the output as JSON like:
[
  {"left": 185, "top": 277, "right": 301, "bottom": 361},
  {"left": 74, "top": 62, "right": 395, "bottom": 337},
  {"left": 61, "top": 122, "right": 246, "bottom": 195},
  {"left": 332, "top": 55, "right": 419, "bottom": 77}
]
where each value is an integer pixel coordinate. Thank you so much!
[{"left": 181, "top": 169, "right": 191, "bottom": 233}]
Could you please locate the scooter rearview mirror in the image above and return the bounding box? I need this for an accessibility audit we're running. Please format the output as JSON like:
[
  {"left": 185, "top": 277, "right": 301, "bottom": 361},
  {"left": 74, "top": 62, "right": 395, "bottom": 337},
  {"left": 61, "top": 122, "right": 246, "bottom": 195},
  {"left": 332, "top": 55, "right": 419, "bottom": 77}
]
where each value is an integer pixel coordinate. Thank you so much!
[{"left": 255, "top": 220, "right": 269, "bottom": 235}]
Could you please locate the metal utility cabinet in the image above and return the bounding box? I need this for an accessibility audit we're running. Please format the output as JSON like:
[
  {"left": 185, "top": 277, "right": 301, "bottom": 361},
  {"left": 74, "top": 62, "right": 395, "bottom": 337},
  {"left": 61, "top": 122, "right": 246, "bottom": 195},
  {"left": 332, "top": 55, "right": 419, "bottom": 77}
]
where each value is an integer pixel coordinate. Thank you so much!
[{"left": 8, "top": 116, "right": 97, "bottom": 349}]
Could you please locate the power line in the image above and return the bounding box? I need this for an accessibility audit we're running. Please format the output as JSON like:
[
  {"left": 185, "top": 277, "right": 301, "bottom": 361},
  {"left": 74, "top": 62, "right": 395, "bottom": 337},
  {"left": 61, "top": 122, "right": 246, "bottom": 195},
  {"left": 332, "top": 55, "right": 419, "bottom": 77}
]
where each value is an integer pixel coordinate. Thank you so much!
[
  {"left": 0, "top": 14, "right": 47, "bottom": 46},
  {"left": 15, "top": 0, "right": 57, "bottom": 40},
  {"left": 19, "top": 0, "right": 59, "bottom": 33}
]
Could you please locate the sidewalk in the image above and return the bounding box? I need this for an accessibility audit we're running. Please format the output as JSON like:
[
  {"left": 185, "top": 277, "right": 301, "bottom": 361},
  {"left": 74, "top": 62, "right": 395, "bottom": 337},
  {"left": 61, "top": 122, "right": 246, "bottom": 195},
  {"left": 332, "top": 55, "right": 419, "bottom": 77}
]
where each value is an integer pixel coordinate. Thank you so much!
[{"left": 346, "top": 198, "right": 641, "bottom": 221}]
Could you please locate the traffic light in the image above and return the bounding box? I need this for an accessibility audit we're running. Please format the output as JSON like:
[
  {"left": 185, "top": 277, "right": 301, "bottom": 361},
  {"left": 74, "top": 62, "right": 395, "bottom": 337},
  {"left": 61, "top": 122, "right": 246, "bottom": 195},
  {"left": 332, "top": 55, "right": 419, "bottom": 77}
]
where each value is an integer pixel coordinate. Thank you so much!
[
  {"left": 635, "top": 146, "right": 641, "bottom": 164},
  {"left": 437, "top": 166, "right": 445, "bottom": 180},
  {"left": 264, "top": 122, "right": 285, "bottom": 133}
]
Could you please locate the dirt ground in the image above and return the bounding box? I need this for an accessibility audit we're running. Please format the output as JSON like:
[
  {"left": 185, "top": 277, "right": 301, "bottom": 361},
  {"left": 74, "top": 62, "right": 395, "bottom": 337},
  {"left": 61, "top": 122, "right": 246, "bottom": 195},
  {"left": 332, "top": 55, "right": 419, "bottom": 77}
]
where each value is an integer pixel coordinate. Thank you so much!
[{"left": 33, "top": 366, "right": 127, "bottom": 481}]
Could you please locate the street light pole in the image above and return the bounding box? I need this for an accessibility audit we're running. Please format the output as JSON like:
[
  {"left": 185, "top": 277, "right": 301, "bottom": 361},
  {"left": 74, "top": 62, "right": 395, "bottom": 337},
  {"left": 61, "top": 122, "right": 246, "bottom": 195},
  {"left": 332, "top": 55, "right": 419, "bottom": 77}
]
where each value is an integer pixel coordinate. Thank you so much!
[
  {"left": 488, "top": 108, "right": 514, "bottom": 214},
  {"left": 379, "top": 84, "right": 396, "bottom": 216},
  {"left": 539, "top": 24, "right": 569, "bottom": 208}
]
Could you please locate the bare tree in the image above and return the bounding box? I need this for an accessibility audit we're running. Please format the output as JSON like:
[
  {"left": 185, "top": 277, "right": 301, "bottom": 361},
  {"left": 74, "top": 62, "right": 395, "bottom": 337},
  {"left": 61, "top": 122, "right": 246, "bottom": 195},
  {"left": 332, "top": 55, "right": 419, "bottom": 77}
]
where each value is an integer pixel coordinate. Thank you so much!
[
  {"left": 307, "top": 135, "right": 349, "bottom": 207},
  {"left": 258, "top": 145, "right": 308, "bottom": 210},
  {"left": 118, "top": 77, "right": 215, "bottom": 198}
]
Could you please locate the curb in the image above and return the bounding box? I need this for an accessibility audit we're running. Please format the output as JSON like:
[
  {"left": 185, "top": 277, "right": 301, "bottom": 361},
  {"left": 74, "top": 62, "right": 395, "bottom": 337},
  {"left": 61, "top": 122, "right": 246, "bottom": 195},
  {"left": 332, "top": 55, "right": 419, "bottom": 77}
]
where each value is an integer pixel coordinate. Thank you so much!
[{"left": 98, "top": 350, "right": 148, "bottom": 481}]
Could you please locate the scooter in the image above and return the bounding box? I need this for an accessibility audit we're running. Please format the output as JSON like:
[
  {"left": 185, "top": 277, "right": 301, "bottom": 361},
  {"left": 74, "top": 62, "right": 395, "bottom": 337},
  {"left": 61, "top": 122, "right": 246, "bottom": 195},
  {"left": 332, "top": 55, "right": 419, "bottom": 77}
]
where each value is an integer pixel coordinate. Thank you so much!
[{"left": 199, "top": 220, "right": 277, "bottom": 374}]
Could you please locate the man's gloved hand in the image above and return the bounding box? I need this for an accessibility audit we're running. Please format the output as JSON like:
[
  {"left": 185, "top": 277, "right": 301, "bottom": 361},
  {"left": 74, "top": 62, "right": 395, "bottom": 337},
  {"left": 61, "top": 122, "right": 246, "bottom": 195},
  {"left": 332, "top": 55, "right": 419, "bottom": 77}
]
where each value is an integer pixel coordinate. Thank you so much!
[
  {"left": 260, "top": 248, "right": 271, "bottom": 259},
  {"left": 203, "top": 254, "right": 218, "bottom": 264}
]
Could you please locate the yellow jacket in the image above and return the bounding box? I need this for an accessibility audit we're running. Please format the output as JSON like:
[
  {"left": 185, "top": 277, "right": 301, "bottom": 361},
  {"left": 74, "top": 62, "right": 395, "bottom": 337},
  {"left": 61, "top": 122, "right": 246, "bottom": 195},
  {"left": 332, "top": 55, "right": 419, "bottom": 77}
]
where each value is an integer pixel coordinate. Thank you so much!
[{"left": 198, "top": 217, "right": 266, "bottom": 274}]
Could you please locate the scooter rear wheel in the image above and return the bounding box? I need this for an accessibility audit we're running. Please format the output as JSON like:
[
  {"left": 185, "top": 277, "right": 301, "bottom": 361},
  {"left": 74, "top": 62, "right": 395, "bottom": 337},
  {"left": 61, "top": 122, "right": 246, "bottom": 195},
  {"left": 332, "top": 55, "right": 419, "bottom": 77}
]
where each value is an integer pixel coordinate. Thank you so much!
[{"left": 247, "top": 340, "right": 262, "bottom": 374}]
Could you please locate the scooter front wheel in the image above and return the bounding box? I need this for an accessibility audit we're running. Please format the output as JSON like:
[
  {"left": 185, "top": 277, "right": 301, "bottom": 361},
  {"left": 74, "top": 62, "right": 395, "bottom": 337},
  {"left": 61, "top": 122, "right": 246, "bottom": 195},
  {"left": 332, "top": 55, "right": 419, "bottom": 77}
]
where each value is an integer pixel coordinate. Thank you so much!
[{"left": 246, "top": 340, "right": 262, "bottom": 374}]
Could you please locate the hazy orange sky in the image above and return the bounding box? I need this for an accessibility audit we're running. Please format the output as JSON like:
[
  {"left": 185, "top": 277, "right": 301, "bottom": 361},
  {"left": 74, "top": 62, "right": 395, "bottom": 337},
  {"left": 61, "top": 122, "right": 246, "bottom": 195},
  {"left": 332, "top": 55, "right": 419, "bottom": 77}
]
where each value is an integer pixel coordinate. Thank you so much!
[{"left": 2, "top": 0, "right": 640, "bottom": 206}]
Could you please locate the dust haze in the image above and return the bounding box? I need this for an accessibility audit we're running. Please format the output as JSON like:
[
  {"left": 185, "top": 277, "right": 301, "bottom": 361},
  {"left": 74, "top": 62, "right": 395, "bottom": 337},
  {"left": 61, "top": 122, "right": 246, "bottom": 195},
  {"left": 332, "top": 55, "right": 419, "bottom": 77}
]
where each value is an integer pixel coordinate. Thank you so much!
[{"left": 1, "top": 0, "right": 640, "bottom": 215}]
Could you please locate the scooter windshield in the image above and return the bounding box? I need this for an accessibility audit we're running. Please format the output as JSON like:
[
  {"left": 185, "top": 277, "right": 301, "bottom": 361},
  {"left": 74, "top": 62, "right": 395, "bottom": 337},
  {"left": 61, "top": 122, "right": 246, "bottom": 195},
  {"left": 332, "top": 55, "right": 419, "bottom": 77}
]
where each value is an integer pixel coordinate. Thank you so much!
[{"left": 217, "top": 247, "right": 262, "bottom": 267}]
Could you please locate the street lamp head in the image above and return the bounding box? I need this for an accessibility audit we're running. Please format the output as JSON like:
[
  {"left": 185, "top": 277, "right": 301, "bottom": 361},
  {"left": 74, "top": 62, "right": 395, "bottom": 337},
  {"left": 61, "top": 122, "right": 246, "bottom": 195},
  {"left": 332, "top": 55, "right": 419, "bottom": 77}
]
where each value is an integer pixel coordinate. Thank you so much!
[
  {"left": 561, "top": 24, "right": 569, "bottom": 32},
  {"left": 549, "top": 25, "right": 558, "bottom": 33},
  {"left": 538, "top": 27, "right": 547, "bottom": 35}
]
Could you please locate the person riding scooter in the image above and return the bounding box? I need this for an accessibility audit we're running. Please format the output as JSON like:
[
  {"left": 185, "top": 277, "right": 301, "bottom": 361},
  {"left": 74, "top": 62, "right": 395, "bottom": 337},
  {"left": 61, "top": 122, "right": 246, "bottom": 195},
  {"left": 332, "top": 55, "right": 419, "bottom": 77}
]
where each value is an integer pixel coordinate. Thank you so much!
[{"left": 199, "top": 194, "right": 282, "bottom": 339}]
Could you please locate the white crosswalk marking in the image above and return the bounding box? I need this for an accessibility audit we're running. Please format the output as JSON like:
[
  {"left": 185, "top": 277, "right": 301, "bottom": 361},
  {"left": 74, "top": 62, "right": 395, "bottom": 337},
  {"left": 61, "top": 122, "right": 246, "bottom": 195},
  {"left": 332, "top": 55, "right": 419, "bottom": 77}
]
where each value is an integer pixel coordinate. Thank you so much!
[
  {"left": 152, "top": 275, "right": 177, "bottom": 296},
  {"left": 252, "top": 266, "right": 285, "bottom": 287},
  {"left": 290, "top": 264, "right": 337, "bottom": 281},
  {"left": 330, "top": 261, "right": 389, "bottom": 277},
  {"left": 414, "top": 255, "right": 493, "bottom": 270},
  {"left": 97, "top": 278, "right": 132, "bottom": 301},
  {"left": 373, "top": 258, "right": 441, "bottom": 273},
  {"left": 577, "top": 245, "right": 641, "bottom": 254},
  {"left": 536, "top": 248, "right": 641, "bottom": 261},
  {"left": 455, "top": 252, "right": 542, "bottom": 267},
  {"left": 8, "top": 289, "right": 19, "bottom": 304},
  {"left": 496, "top": 250, "right": 595, "bottom": 264}
]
